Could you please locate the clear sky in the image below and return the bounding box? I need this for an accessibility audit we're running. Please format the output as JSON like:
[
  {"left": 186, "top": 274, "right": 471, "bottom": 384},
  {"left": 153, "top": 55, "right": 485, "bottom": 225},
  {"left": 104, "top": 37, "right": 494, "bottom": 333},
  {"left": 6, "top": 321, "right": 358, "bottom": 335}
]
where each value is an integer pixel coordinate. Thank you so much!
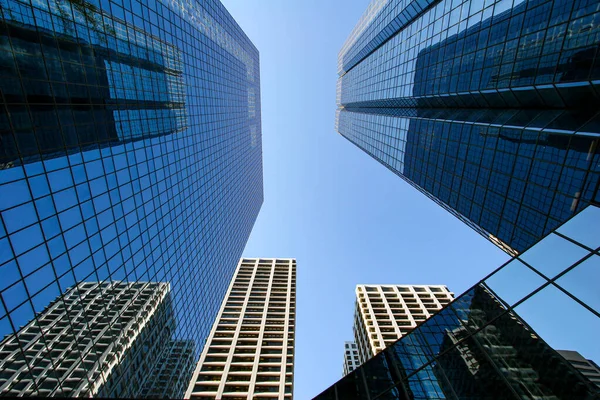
[{"left": 219, "top": 0, "right": 510, "bottom": 398}]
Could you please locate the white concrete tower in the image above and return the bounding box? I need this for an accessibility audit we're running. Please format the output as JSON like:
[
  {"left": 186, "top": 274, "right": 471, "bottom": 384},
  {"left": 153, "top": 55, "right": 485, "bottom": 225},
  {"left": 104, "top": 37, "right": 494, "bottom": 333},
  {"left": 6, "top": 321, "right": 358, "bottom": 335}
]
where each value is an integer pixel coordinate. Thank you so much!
[
  {"left": 186, "top": 258, "right": 296, "bottom": 399},
  {"left": 354, "top": 285, "right": 454, "bottom": 364}
]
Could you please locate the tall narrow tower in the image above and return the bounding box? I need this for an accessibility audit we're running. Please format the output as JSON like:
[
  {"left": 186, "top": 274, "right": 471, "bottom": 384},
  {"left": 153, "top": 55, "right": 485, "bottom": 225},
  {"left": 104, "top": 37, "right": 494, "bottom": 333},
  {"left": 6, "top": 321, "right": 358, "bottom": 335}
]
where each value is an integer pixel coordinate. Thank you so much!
[{"left": 186, "top": 258, "right": 296, "bottom": 399}]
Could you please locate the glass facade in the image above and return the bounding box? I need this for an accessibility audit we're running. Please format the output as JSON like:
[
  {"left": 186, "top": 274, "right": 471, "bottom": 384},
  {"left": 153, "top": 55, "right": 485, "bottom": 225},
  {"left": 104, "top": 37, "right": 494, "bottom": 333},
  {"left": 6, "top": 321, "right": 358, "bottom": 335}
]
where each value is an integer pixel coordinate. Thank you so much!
[
  {"left": 0, "top": 4, "right": 187, "bottom": 166},
  {"left": 315, "top": 205, "right": 600, "bottom": 399},
  {"left": 337, "top": 0, "right": 600, "bottom": 254},
  {"left": 0, "top": 0, "right": 262, "bottom": 397},
  {"left": 329, "top": 1, "right": 600, "bottom": 397}
]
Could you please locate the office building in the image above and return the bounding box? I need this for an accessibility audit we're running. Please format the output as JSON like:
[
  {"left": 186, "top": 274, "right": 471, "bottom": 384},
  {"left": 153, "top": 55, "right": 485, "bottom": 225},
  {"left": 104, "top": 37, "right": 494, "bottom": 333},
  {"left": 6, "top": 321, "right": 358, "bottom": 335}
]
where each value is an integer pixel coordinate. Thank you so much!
[
  {"left": 353, "top": 285, "right": 454, "bottom": 364},
  {"left": 342, "top": 342, "right": 360, "bottom": 376},
  {"left": 315, "top": 204, "right": 600, "bottom": 399},
  {"left": 336, "top": 0, "right": 600, "bottom": 254},
  {"left": 556, "top": 350, "right": 600, "bottom": 388},
  {"left": 0, "top": 0, "right": 261, "bottom": 396},
  {"left": 186, "top": 258, "right": 296, "bottom": 399},
  {"left": 0, "top": 281, "right": 176, "bottom": 397}
]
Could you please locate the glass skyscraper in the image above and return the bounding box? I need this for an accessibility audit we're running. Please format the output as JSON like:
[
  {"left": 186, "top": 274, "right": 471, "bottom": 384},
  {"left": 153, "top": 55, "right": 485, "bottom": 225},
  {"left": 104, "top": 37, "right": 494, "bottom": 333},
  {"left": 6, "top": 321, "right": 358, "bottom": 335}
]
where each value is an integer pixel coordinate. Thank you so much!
[
  {"left": 0, "top": 0, "right": 262, "bottom": 396},
  {"left": 321, "top": 0, "right": 600, "bottom": 398},
  {"left": 336, "top": 0, "right": 600, "bottom": 254}
]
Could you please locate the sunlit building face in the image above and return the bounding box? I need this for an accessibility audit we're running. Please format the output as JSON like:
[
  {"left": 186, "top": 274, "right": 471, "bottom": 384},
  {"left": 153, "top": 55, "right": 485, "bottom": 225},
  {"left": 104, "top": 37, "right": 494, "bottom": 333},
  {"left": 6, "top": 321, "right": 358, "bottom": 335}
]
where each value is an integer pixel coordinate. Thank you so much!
[{"left": 0, "top": 0, "right": 262, "bottom": 396}]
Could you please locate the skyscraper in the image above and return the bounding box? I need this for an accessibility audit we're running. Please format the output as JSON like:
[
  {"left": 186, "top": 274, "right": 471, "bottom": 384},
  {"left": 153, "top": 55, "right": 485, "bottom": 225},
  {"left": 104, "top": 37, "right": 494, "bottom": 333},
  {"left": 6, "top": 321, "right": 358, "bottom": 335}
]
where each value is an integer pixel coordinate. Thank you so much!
[
  {"left": 186, "top": 258, "right": 296, "bottom": 399},
  {"left": 0, "top": 0, "right": 262, "bottom": 395},
  {"left": 315, "top": 203, "right": 600, "bottom": 399},
  {"left": 0, "top": 281, "right": 177, "bottom": 397},
  {"left": 342, "top": 342, "right": 360, "bottom": 377},
  {"left": 353, "top": 285, "right": 454, "bottom": 364},
  {"left": 336, "top": 0, "right": 600, "bottom": 254},
  {"left": 320, "top": 0, "right": 600, "bottom": 397}
]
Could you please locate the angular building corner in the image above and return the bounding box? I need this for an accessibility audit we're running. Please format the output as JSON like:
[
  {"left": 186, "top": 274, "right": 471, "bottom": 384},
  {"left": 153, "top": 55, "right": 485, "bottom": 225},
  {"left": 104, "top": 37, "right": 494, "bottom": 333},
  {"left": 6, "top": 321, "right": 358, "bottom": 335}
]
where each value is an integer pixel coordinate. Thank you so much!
[
  {"left": 0, "top": 0, "right": 262, "bottom": 396},
  {"left": 0, "top": 281, "right": 175, "bottom": 397},
  {"left": 352, "top": 284, "right": 454, "bottom": 364},
  {"left": 317, "top": 206, "right": 600, "bottom": 399}
]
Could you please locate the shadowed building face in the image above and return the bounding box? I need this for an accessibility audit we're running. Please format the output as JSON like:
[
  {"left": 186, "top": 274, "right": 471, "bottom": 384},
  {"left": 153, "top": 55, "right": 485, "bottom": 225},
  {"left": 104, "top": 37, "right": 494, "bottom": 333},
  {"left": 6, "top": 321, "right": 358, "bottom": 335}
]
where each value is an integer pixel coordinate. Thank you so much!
[{"left": 0, "top": 16, "right": 187, "bottom": 167}]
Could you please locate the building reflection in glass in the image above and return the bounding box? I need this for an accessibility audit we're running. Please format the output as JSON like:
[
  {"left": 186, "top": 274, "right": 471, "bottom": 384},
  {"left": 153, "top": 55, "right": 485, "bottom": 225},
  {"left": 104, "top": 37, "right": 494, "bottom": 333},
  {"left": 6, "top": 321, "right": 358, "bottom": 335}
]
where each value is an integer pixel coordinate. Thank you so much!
[
  {"left": 141, "top": 339, "right": 196, "bottom": 399},
  {"left": 0, "top": 0, "right": 262, "bottom": 396},
  {"left": 339, "top": 0, "right": 600, "bottom": 108},
  {"left": 0, "top": 4, "right": 186, "bottom": 168},
  {"left": 411, "top": 0, "right": 600, "bottom": 108},
  {"left": 339, "top": 107, "right": 599, "bottom": 254},
  {"left": 315, "top": 283, "right": 599, "bottom": 400}
]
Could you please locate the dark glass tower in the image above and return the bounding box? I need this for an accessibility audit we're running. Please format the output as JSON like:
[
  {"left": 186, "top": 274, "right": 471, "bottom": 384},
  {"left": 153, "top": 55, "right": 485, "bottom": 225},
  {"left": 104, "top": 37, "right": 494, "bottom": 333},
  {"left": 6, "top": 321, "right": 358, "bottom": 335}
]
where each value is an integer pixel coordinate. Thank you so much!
[
  {"left": 337, "top": 0, "right": 600, "bottom": 254},
  {"left": 0, "top": 0, "right": 262, "bottom": 396},
  {"left": 0, "top": 16, "right": 187, "bottom": 167}
]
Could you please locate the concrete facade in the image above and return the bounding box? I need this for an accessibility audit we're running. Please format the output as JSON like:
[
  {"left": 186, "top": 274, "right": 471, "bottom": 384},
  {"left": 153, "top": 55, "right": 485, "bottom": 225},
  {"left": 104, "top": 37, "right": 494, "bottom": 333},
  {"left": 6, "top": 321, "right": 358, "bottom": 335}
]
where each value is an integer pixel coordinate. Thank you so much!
[
  {"left": 0, "top": 281, "right": 172, "bottom": 397},
  {"left": 186, "top": 259, "right": 296, "bottom": 399},
  {"left": 354, "top": 285, "right": 454, "bottom": 363}
]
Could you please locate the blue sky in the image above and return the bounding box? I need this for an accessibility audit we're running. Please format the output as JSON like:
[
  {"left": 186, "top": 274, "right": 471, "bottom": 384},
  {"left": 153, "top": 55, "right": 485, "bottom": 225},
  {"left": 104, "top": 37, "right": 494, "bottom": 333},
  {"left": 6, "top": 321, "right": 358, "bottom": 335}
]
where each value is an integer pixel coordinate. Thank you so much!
[{"left": 219, "top": 0, "right": 509, "bottom": 398}]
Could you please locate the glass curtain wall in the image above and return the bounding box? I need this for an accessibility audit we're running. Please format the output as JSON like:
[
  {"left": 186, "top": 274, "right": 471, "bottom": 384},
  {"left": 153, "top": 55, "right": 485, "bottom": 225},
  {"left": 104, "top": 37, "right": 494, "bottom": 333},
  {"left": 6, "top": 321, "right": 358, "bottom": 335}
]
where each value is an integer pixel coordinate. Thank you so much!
[
  {"left": 336, "top": 0, "right": 600, "bottom": 254},
  {"left": 0, "top": 0, "right": 262, "bottom": 397}
]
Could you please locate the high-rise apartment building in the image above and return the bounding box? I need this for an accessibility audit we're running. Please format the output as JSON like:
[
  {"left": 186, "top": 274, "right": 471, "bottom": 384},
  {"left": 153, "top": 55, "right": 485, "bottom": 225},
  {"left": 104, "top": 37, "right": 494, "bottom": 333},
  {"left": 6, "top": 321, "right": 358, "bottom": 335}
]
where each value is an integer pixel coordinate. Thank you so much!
[
  {"left": 0, "top": 281, "right": 179, "bottom": 397},
  {"left": 0, "top": 0, "right": 262, "bottom": 396},
  {"left": 336, "top": 0, "right": 600, "bottom": 254},
  {"left": 342, "top": 342, "right": 360, "bottom": 376},
  {"left": 186, "top": 258, "right": 296, "bottom": 399},
  {"left": 353, "top": 285, "right": 454, "bottom": 364},
  {"left": 315, "top": 205, "right": 600, "bottom": 399}
]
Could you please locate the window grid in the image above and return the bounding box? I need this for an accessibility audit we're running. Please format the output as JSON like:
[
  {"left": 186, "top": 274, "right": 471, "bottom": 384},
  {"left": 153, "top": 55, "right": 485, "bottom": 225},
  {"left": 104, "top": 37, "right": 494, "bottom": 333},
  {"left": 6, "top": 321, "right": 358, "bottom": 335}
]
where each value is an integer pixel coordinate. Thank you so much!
[
  {"left": 0, "top": 0, "right": 262, "bottom": 396},
  {"left": 187, "top": 258, "right": 296, "bottom": 400}
]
